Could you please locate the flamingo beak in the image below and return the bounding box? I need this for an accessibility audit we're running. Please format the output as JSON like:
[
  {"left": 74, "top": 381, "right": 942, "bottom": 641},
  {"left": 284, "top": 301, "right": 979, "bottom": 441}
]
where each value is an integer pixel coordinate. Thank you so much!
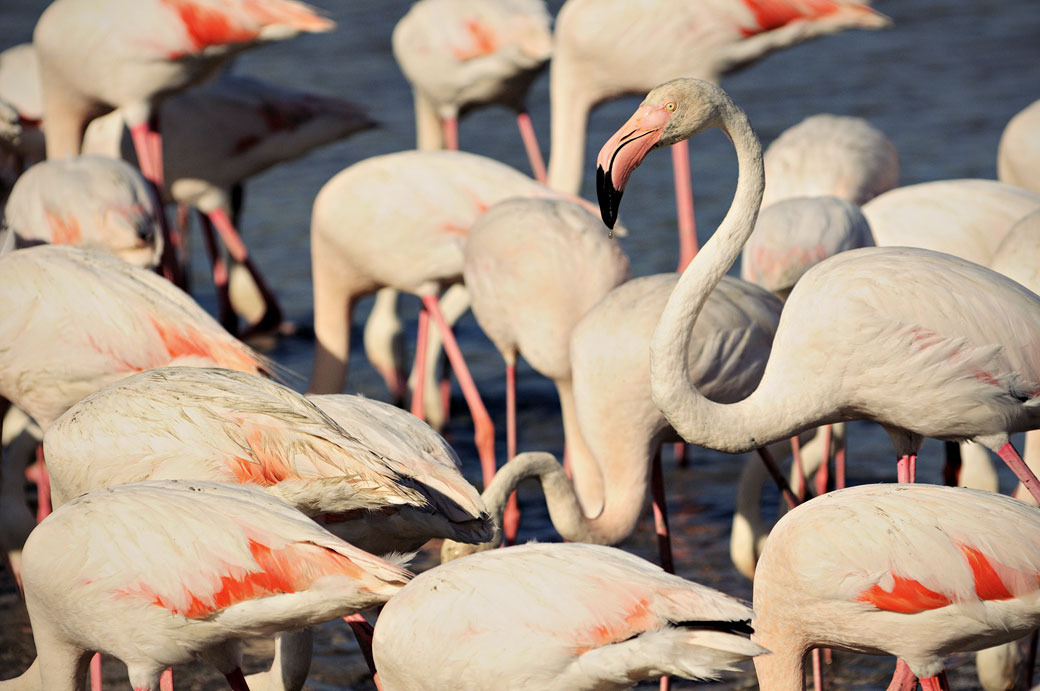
[{"left": 595, "top": 104, "right": 670, "bottom": 229}]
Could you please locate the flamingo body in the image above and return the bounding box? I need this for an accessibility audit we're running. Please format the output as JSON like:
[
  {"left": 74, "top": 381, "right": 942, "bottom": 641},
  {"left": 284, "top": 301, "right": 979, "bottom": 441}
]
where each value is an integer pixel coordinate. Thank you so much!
[
  {"left": 4, "top": 155, "right": 162, "bottom": 268},
  {"left": 761, "top": 113, "right": 899, "bottom": 207},
  {"left": 18, "top": 480, "right": 410, "bottom": 691},
  {"left": 998, "top": 99, "right": 1040, "bottom": 196},
  {"left": 0, "top": 245, "right": 267, "bottom": 430},
  {"left": 374, "top": 541, "right": 766, "bottom": 690},
  {"left": 752, "top": 483, "right": 1040, "bottom": 687}
]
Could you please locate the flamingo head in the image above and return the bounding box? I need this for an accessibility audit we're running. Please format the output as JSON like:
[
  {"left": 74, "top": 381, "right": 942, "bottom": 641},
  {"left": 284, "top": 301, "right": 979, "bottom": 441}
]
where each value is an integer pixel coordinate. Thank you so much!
[{"left": 596, "top": 78, "right": 729, "bottom": 229}]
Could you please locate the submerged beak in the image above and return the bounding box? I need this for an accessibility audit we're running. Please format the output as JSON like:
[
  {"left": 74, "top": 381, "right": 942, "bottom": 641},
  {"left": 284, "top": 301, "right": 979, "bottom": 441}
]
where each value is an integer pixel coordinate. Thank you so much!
[{"left": 595, "top": 104, "right": 670, "bottom": 229}]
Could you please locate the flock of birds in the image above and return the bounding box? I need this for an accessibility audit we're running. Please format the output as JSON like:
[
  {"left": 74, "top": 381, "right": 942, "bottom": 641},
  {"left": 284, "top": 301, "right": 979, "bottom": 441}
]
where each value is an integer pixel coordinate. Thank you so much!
[{"left": 1, "top": 0, "right": 1039, "bottom": 690}]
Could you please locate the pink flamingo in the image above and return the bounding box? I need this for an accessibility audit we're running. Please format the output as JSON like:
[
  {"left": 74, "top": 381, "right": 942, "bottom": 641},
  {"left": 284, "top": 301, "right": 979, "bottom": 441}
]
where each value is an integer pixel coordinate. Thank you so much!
[
  {"left": 752, "top": 483, "right": 1040, "bottom": 690},
  {"left": 548, "top": 0, "right": 890, "bottom": 269},
  {"left": 595, "top": 78, "right": 1040, "bottom": 502},
  {"left": 80, "top": 72, "right": 375, "bottom": 335},
  {"left": 998, "top": 99, "right": 1040, "bottom": 196},
  {"left": 4, "top": 155, "right": 162, "bottom": 269},
  {"left": 3, "top": 480, "right": 410, "bottom": 691},
  {"left": 392, "top": 0, "right": 552, "bottom": 181},
  {"left": 375, "top": 539, "right": 765, "bottom": 690},
  {"left": 760, "top": 113, "right": 899, "bottom": 208},
  {"left": 32, "top": 0, "right": 335, "bottom": 283},
  {"left": 307, "top": 149, "right": 585, "bottom": 491}
]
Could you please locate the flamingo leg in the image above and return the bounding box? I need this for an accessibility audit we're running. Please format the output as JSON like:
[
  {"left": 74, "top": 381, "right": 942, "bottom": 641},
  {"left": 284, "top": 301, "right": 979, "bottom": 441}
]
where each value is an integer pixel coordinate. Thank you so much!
[
  {"left": 814, "top": 425, "right": 832, "bottom": 496},
  {"left": 344, "top": 612, "right": 377, "bottom": 676},
  {"left": 442, "top": 116, "right": 459, "bottom": 151},
  {"left": 506, "top": 361, "right": 517, "bottom": 461},
  {"left": 835, "top": 432, "right": 847, "bottom": 490},
  {"left": 159, "top": 668, "right": 173, "bottom": 691},
  {"left": 650, "top": 451, "right": 674, "bottom": 574},
  {"left": 919, "top": 672, "right": 950, "bottom": 691},
  {"left": 756, "top": 446, "right": 801, "bottom": 510},
  {"left": 812, "top": 648, "right": 824, "bottom": 691},
  {"left": 790, "top": 434, "right": 807, "bottom": 501},
  {"left": 128, "top": 121, "right": 183, "bottom": 289},
  {"left": 671, "top": 141, "right": 697, "bottom": 271},
  {"left": 34, "top": 445, "right": 51, "bottom": 522},
  {"left": 199, "top": 212, "right": 236, "bottom": 334},
  {"left": 996, "top": 441, "right": 1040, "bottom": 505},
  {"left": 223, "top": 667, "right": 251, "bottom": 691},
  {"left": 896, "top": 454, "right": 917, "bottom": 483},
  {"left": 410, "top": 309, "right": 430, "bottom": 420},
  {"left": 885, "top": 659, "right": 918, "bottom": 691},
  {"left": 673, "top": 442, "right": 688, "bottom": 468},
  {"left": 90, "top": 653, "right": 102, "bottom": 691},
  {"left": 515, "top": 111, "right": 546, "bottom": 183},
  {"left": 206, "top": 208, "right": 284, "bottom": 336}
]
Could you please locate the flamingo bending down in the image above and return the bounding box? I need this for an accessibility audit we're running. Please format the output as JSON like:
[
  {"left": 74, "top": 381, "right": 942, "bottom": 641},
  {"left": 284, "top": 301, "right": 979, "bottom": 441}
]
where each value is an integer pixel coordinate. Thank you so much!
[
  {"left": 80, "top": 71, "right": 375, "bottom": 334},
  {"left": 308, "top": 149, "right": 586, "bottom": 489},
  {"left": 3, "top": 480, "right": 410, "bottom": 691},
  {"left": 392, "top": 0, "right": 552, "bottom": 181},
  {"left": 4, "top": 155, "right": 162, "bottom": 269},
  {"left": 760, "top": 113, "right": 899, "bottom": 208},
  {"left": 548, "top": 0, "right": 889, "bottom": 268},
  {"left": 32, "top": 0, "right": 335, "bottom": 283},
  {"left": 595, "top": 77, "right": 1040, "bottom": 504},
  {"left": 751, "top": 483, "right": 1040, "bottom": 690},
  {"left": 998, "top": 99, "right": 1040, "bottom": 196},
  {"left": 463, "top": 197, "right": 630, "bottom": 464},
  {"left": 375, "top": 541, "right": 766, "bottom": 690}
]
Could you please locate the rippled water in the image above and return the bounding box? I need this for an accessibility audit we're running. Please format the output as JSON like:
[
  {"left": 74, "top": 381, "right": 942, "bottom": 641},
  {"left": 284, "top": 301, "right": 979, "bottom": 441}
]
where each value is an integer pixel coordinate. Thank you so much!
[{"left": 2, "top": 0, "right": 1039, "bottom": 688}]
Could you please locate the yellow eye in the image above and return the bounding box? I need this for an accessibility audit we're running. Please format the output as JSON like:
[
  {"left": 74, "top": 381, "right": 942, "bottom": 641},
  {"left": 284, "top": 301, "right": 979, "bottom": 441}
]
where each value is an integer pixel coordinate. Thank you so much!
[{"left": 665, "top": 102, "right": 676, "bottom": 111}]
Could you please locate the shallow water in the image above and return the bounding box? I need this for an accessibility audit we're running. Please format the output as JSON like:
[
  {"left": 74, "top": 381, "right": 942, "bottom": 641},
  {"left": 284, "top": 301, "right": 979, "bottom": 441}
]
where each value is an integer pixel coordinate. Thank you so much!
[{"left": 2, "top": 0, "right": 1040, "bottom": 688}]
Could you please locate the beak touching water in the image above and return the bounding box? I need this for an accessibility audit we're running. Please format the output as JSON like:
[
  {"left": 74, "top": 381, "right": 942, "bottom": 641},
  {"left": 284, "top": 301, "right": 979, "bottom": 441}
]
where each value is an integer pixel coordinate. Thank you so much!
[{"left": 595, "top": 104, "right": 671, "bottom": 229}]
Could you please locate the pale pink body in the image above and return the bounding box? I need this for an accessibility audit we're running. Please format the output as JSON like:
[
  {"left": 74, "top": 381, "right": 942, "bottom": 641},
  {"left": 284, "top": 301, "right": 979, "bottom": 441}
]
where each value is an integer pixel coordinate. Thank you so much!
[
  {"left": 752, "top": 483, "right": 1040, "bottom": 689},
  {"left": 8, "top": 480, "right": 410, "bottom": 691},
  {"left": 375, "top": 541, "right": 765, "bottom": 690},
  {"left": 997, "top": 99, "right": 1040, "bottom": 196}
]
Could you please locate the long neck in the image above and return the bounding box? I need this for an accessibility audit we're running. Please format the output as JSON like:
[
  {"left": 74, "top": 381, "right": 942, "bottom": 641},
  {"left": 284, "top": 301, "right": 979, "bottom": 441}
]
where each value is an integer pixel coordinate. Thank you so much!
[
  {"left": 483, "top": 451, "right": 647, "bottom": 545},
  {"left": 752, "top": 627, "right": 809, "bottom": 691},
  {"left": 555, "top": 377, "right": 603, "bottom": 515},
  {"left": 546, "top": 52, "right": 596, "bottom": 195},
  {"left": 649, "top": 103, "right": 778, "bottom": 453}
]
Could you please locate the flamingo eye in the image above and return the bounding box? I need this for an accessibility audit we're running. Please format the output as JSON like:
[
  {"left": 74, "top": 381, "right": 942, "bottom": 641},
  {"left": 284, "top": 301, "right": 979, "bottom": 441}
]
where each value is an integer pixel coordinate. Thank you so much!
[{"left": 665, "top": 101, "right": 676, "bottom": 111}]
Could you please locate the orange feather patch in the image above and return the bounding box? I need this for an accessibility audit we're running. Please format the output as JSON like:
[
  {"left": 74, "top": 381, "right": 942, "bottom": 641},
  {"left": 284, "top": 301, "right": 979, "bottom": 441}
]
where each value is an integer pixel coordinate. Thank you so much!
[
  {"left": 162, "top": 0, "right": 261, "bottom": 52},
  {"left": 225, "top": 427, "right": 299, "bottom": 485},
  {"left": 572, "top": 598, "right": 657, "bottom": 655},
  {"left": 45, "top": 210, "right": 83, "bottom": 245},
  {"left": 116, "top": 539, "right": 364, "bottom": 618},
  {"left": 149, "top": 316, "right": 262, "bottom": 373},
  {"left": 451, "top": 19, "right": 498, "bottom": 60},
  {"left": 738, "top": 0, "right": 841, "bottom": 37},
  {"left": 858, "top": 575, "right": 951, "bottom": 614}
]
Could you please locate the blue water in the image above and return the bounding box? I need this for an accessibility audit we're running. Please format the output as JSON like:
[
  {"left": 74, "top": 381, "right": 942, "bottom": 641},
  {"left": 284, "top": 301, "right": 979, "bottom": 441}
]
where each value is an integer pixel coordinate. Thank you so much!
[{"left": 2, "top": 0, "right": 1039, "bottom": 687}]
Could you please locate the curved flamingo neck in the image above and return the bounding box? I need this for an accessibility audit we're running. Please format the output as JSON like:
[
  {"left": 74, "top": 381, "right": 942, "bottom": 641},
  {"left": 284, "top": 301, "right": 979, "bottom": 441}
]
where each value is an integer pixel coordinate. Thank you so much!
[
  {"left": 751, "top": 629, "right": 809, "bottom": 691},
  {"left": 546, "top": 54, "right": 597, "bottom": 195},
  {"left": 482, "top": 451, "right": 647, "bottom": 546},
  {"left": 649, "top": 98, "right": 785, "bottom": 453}
]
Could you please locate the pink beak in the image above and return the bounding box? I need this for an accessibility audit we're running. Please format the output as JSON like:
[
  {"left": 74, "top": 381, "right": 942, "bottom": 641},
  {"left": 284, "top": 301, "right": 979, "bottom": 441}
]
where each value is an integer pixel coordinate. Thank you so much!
[{"left": 595, "top": 104, "right": 670, "bottom": 229}]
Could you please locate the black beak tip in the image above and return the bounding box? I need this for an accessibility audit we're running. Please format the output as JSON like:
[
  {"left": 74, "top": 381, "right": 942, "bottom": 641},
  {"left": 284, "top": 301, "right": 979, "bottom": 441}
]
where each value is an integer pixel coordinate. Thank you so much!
[{"left": 596, "top": 165, "right": 621, "bottom": 230}]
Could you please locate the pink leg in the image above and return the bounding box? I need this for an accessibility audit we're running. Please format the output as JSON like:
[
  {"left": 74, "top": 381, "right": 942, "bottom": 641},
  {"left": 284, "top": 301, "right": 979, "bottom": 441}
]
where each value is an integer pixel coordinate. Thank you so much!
[
  {"left": 791, "top": 434, "right": 807, "bottom": 501},
  {"left": 439, "top": 372, "right": 452, "bottom": 422},
  {"left": 919, "top": 672, "right": 950, "bottom": 691},
  {"left": 128, "top": 122, "right": 183, "bottom": 289},
  {"left": 671, "top": 141, "right": 697, "bottom": 271},
  {"left": 997, "top": 441, "right": 1040, "bottom": 504},
  {"left": 223, "top": 667, "right": 251, "bottom": 691},
  {"left": 756, "top": 447, "right": 801, "bottom": 510},
  {"left": 90, "top": 653, "right": 102, "bottom": 691},
  {"left": 442, "top": 116, "right": 459, "bottom": 151},
  {"left": 199, "top": 213, "right": 236, "bottom": 334},
  {"left": 651, "top": 451, "right": 674, "bottom": 574},
  {"left": 815, "top": 425, "right": 832, "bottom": 496},
  {"left": 812, "top": 648, "right": 824, "bottom": 691},
  {"left": 506, "top": 362, "right": 516, "bottom": 461},
  {"left": 410, "top": 309, "right": 430, "bottom": 420},
  {"left": 673, "top": 442, "right": 688, "bottom": 468},
  {"left": 835, "top": 435, "right": 847, "bottom": 490},
  {"left": 35, "top": 445, "right": 51, "bottom": 522},
  {"left": 207, "top": 208, "right": 284, "bottom": 335},
  {"left": 897, "top": 454, "right": 917, "bottom": 483},
  {"left": 885, "top": 659, "right": 918, "bottom": 691},
  {"left": 515, "top": 111, "right": 546, "bottom": 184},
  {"left": 344, "top": 612, "right": 376, "bottom": 676},
  {"left": 160, "top": 669, "right": 173, "bottom": 691}
]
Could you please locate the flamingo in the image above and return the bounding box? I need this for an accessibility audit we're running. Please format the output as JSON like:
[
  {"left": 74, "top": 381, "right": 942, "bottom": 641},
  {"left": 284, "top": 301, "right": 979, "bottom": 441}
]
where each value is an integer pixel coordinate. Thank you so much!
[
  {"left": 0, "top": 43, "right": 45, "bottom": 196},
  {"left": 462, "top": 197, "right": 630, "bottom": 463},
  {"left": 307, "top": 149, "right": 589, "bottom": 489},
  {"left": 595, "top": 77, "right": 1040, "bottom": 503},
  {"left": 441, "top": 269, "right": 784, "bottom": 565},
  {"left": 32, "top": 0, "right": 335, "bottom": 284},
  {"left": 80, "top": 71, "right": 375, "bottom": 335},
  {"left": 374, "top": 540, "right": 766, "bottom": 690},
  {"left": 547, "top": 0, "right": 890, "bottom": 269},
  {"left": 998, "top": 99, "right": 1040, "bottom": 196},
  {"left": 392, "top": 0, "right": 552, "bottom": 181},
  {"left": 2, "top": 479, "right": 411, "bottom": 691},
  {"left": 751, "top": 483, "right": 1040, "bottom": 690},
  {"left": 4, "top": 155, "right": 162, "bottom": 269},
  {"left": 760, "top": 113, "right": 899, "bottom": 208}
]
